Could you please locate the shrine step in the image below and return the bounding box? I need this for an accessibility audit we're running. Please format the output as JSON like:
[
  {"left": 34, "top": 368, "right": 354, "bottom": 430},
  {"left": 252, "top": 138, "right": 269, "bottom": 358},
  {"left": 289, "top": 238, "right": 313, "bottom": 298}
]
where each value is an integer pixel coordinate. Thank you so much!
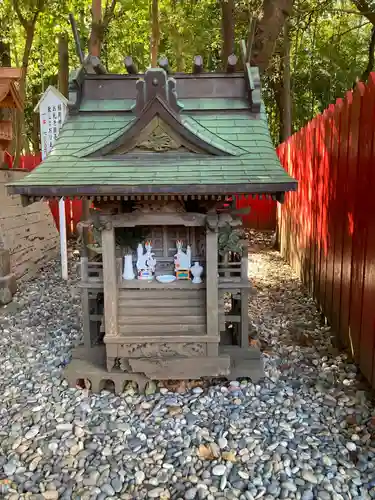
[
  {"left": 118, "top": 287, "right": 206, "bottom": 311},
  {"left": 118, "top": 298, "right": 204, "bottom": 308},
  {"left": 119, "top": 289, "right": 205, "bottom": 299},
  {"left": 118, "top": 306, "right": 204, "bottom": 316},
  {"left": 117, "top": 323, "right": 206, "bottom": 335},
  {"left": 118, "top": 315, "right": 205, "bottom": 325}
]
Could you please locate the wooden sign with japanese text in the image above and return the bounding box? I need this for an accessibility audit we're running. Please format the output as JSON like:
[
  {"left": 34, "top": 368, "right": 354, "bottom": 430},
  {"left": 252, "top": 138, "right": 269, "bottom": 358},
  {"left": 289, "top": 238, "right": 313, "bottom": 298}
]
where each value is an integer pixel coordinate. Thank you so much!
[{"left": 35, "top": 86, "right": 68, "bottom": 160}]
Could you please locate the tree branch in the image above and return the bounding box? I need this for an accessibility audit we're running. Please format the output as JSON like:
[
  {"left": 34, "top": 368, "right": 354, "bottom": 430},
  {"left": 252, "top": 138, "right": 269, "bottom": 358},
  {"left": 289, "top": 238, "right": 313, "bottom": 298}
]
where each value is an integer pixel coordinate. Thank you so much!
[
  {"left": 329, "top": 21, "right": 370, "bottom": 41},
  {"left": 251, "top": 0, "right": 293, "bottom": 73},
  {"left": 32, "top": 0, "right": 46, "bottom": 25},
  {"left": 103, "top": 0, "right": 117, "bottom": 28},
  {"left": 360, "top": 25, "right": 375, "bottom": 82},
  {"left": 12, "top": 0, "right": 28, "bottom": 30},
  {"left": 352, "top": 0, "right": 375, "bottom": 25}
]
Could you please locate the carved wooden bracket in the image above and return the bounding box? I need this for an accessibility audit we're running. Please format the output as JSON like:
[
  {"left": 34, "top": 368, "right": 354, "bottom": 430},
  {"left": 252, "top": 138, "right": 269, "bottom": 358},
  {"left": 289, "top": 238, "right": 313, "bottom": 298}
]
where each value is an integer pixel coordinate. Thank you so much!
[{"left": 135, "top": 68, "right": 183, "bottom": 116}]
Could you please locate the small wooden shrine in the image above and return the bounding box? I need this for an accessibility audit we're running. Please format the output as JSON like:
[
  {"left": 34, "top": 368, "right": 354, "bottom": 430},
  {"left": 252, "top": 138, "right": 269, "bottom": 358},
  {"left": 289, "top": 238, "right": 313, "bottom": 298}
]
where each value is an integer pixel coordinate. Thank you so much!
[
  {"left": 8, "top": 51, "right": 297, "bottom": 391},
  {"left": 0, "top": 68, "right": 23, "bottom": 167},
  {"left": 0, "top": 67, "right": 23, "bottom": 305}
]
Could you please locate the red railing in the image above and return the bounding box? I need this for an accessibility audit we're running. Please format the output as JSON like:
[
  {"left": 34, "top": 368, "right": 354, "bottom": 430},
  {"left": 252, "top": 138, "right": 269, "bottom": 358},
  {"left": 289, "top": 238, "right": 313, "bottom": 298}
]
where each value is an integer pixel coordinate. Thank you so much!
[{"left": 277, "top": 73, "right": 375, "bottom": 389}]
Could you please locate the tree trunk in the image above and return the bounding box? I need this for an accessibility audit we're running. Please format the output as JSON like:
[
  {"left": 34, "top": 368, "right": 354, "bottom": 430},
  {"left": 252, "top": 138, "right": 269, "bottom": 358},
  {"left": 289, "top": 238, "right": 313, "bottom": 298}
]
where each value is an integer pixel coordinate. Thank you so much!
[
  {"left": 220, "top": 0, "right": 235, "bottom": 69},
  {"left": 352, "top": 0, "right": 375, "bottom": 25},
  {"left": 58, "top": 33, "right": 69, "bottom": 97},
  {"left": 251, "top": 0, "right": 293, "bottom": 73},
  {"left": 151, "top": 0, "right": 159, "bottom": 68},
  {"left": 14, "top": 24, "right": 34, "bottom": 167},
  {"left": 88, "top": 0, "right": 117, "bottom": 59},
  {"left": 31, "top": 90, "right": 40, "bottom": 153},
  {"left": 0, "top": 42, "right": 11, "bottom": 66},
  {"left": 89, "top": 0, "right": 103, "bottom": 57},
  {"left": 281, "top": 21, "right": 292, "bottom": 140},
  {"left": 359, "top": 26, "right": 375, "bottom": 83}
]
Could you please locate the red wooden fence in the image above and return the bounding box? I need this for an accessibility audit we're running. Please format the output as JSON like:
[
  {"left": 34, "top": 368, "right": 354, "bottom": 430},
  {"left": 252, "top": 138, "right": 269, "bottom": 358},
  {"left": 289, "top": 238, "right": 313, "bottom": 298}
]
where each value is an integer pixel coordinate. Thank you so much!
[
  {"left": 277, "top": 73, "right": 375, "bottom": 389},
  {"left": 236, "top": 195, "right": 276, "bottom": 230}
]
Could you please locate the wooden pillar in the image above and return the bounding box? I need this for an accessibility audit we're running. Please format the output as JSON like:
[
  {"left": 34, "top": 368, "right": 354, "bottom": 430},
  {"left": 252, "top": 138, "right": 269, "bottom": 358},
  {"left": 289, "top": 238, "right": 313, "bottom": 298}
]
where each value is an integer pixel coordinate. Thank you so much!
[
  {"left": 80, "top": 257, "right": 91, "bottom": 349},
  {"left": 240, "top": 243, "right": 249, "bottom": 348},
  {"left": 59, "top": 198, "right": 68, "bottom": 280},
  {"left": 206, "top": 228, "right": 219, "bottom": 355},
  {"left": 102, "top": 224, "right": 118, "bottom": 338},
  {"left": 81, "top": 199, "right": 91, "bottom": 258}
]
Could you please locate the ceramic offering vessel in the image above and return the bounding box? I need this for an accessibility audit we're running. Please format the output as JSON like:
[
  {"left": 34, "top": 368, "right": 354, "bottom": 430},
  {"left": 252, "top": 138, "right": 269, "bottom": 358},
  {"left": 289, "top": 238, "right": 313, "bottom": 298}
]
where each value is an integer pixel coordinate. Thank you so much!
[
  {"left": 191, "top": 261, "right": 203, "bottom": 284},
  {"left": 123, "top": 254, "right": 135, "bottom": 280}
]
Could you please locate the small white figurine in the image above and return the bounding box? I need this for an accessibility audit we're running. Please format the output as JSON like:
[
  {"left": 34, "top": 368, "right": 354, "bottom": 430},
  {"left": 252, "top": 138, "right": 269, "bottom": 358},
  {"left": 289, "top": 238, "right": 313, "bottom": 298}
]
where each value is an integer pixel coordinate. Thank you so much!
[
  {"left": 174, "top": 240, "right": 191, "bottom": 270},
  {"left": 144, "top": 241, "right": 156, "bottom": 273},
  {"left": 174, "top": 240, "right": 192, "bottom": 280},
  {"left": 136, "top": 241, "right": 156, "bottom": 279}
]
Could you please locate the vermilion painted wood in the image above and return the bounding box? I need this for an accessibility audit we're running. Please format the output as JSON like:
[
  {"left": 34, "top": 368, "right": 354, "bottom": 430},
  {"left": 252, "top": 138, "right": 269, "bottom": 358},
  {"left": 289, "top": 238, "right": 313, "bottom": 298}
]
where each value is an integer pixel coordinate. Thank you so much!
[
  {"left": 335, "top": 96, "right": 352, "bottom": 345},
  {"left": 356, "top": 75, "right": 375, "bottom": 381},
  {"left": 277, "top": 72, "right": 375, "bottom": 387},
  {"left": 324, "top": 104, "right": 337, "bottom": 321},
  {"left": 360, "top": 75, "right": 375, "bottom": 387},
  {"left": 318, "top": 107, "right": 332, "bottom": 313},
  {"left": 330, "top": 99, "right": 345, "bottom": 335},
  {"left": 349, "top": 82, "right": 368, "bottom": 363},
  {"left": 235, "top": 195, "right": 277, "bottom": 230},
  {"left": 298, "top": 126, "right": 308, "bottom": 281},
  {"left": 316, "top": 113, "right": 327, "bottom": 309},
  {"left": 339, "top": 91, "right": 355, "bottom": 348},
  {"left": 310, "top": 118, "right": 319, "bottom": 300},
  {"left": 305, "top": 121, "right": 315, "bottom": 291},
  {"left": 4, "top": 151, "right": 12, "bottom": 168},
  {"left": 279, "top": 142, "right": 288, "bottom": 257}
]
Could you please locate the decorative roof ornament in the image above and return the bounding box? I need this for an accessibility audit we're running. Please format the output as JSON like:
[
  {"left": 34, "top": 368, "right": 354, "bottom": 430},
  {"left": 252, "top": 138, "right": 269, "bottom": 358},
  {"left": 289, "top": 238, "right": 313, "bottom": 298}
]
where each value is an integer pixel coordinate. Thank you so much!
[{"left": 135, "top": 68, "right": 183, "bottom": 117}]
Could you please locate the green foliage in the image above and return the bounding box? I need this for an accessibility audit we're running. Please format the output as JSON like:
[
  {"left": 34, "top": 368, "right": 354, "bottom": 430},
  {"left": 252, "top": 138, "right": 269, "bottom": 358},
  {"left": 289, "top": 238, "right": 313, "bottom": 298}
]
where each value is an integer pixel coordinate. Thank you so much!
[
  {"left": 91, "top": 225, "right": 148, "bottom": 253},
  {"left": 218, "top": 223, "right": 247, "bottom": 256},
  {"left": 114, "top": 227, "right": 149, "bottom": 253},
  {"left": 263, "top": 0, "right": 373, "bottom": 142}
]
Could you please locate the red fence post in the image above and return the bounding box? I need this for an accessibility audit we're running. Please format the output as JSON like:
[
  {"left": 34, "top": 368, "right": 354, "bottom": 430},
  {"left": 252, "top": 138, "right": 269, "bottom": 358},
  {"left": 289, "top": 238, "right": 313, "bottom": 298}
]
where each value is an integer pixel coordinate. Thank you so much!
[
  {"left": 330, "top": 99, "right": 344, "bottom": 336},
  {"left": 340, "top": 88, "right": 363, "bottom": 352},
  {"left": 323, "top": 104, "right": 336, "bottom": 320},
  {"left": 360, "top": 76, "right": 375, "bottom": 386}
]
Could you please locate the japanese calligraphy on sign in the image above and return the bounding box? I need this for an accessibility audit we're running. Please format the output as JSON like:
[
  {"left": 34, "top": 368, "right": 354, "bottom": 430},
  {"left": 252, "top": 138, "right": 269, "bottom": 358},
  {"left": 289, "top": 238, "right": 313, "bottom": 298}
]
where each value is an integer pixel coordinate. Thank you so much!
[{"left": 35, "top": 86, "right": 68, "bottom": 160}]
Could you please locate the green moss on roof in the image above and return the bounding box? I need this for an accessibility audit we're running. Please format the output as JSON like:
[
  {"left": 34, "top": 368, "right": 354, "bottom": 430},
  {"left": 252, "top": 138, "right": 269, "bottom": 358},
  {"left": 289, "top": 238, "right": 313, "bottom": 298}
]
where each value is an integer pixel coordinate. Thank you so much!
[
  {"left": 8, "top": 94, "right": 297, "bottom": 195},
  {"left": 11, "top": 153, "right": 294, "bottom": 191}
]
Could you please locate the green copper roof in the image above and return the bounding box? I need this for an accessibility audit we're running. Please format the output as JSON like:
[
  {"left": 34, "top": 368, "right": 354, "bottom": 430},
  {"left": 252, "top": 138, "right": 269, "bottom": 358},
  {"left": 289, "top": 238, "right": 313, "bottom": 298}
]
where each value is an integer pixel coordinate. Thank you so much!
[{"left": 7, "top": 71, "right": 296, "bottom": 197}]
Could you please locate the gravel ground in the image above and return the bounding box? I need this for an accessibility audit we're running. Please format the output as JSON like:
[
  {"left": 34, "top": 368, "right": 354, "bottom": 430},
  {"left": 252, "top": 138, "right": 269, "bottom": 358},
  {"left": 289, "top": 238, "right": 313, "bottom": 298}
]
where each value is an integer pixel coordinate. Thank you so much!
[{"left": 0, "top": 232, "right": 374, "bottom": 500}]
